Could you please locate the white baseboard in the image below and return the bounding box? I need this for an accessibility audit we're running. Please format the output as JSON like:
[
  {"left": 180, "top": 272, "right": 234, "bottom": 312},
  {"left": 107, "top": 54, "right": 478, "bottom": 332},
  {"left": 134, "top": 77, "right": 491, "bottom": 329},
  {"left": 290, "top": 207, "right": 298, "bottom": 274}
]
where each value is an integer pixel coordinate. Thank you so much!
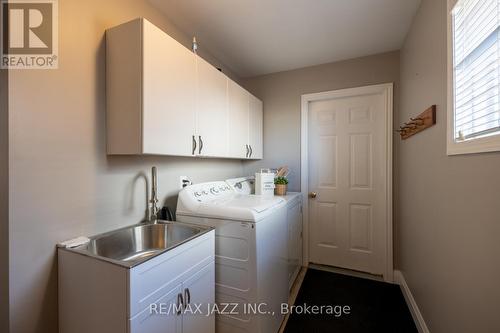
[{"left": 393, "top": 270, "right": 430, "bottom": 333}]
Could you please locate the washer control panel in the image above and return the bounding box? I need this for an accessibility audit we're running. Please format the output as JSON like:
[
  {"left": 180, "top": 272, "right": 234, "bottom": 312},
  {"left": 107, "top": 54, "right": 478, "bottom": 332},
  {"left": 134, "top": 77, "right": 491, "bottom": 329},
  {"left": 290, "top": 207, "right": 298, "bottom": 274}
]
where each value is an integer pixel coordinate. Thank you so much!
[{"left": 186, "top": 181, "right": 233, "bottom": 202}]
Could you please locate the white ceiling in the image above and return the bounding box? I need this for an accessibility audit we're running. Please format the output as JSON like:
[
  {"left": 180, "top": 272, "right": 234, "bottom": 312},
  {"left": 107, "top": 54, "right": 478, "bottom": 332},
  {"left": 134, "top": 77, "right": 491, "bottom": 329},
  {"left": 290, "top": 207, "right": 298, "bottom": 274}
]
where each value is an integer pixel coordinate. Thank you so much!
[{"left": 149, "top": 0, "right": 421, "bottom": 78}]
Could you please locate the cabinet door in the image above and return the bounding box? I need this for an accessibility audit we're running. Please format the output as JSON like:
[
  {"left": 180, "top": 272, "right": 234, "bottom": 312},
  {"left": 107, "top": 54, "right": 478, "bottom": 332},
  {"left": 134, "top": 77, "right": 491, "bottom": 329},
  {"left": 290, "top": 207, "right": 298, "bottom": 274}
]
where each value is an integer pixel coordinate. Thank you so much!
[
  {"left": 228, "top": 80, "right": 249, "bottom": 158},
  {"left": 130, "top": 283, "right": 182, "bottom": 333},
  {"left": 196, "top": 57, "right": 228, "bottom": 157},
  {"left": 142, "top": 20, "right": 197, "bottom": 156},
  {"left": 182, "top": 263, "right": 215, "bottom": 333},
  {"left": 249, "top": 95, "right": 263, "bottom": 159}
]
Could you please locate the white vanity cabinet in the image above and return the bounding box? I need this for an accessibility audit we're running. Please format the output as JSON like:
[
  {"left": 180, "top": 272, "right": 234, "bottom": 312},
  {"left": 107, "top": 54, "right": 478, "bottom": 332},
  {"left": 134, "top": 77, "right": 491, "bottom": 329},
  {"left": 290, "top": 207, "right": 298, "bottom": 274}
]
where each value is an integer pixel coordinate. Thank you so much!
[
  {"left": 179, "top": 263, "right": 215, "bottom": 332},
  {"left": 129, "top": 283, "right": 183, "bottom": 333},
  {"left": 130, "top": 263, "right": 215, "bottom": 333},
  {"left": 106, "top": 18, "right": 263, "bottom": 160},
  {"left": 59, "top": 230, "right": 215, "bottom": 333}
]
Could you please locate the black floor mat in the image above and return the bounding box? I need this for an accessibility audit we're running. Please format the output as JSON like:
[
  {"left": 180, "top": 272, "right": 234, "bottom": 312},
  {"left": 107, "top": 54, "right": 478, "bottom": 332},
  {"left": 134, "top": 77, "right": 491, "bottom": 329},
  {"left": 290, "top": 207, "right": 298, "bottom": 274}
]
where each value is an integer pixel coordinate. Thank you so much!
[{"left": 284, "top": 269, "right": 417, "bottom": 333}]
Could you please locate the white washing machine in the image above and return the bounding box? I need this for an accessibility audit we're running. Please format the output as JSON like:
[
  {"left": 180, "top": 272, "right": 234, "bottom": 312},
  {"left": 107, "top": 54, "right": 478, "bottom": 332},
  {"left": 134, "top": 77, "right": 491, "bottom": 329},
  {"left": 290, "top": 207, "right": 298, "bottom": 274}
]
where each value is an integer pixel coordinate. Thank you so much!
[
  {"left": 227, "top": 177, "right": 303, "bottom": 290},
  {"left": 177, "top": 181, "right": 288, "bottom": 333}
]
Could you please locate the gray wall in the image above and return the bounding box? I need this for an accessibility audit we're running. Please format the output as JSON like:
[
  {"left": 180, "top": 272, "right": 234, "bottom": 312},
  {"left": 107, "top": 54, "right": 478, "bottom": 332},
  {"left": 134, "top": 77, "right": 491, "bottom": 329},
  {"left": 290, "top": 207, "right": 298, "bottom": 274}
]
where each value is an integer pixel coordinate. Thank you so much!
[
  {"left": 1, "top": 66, "right": 9, "bottom": 331},
  {"left": 399, "top": 0, "right": 500, "bottom": 332},
  {"left": 241, "top": 51, "right": 400, "bottom": 193},
  {"left": 7, "top": 0, "right": 243, "bottom": 332}
]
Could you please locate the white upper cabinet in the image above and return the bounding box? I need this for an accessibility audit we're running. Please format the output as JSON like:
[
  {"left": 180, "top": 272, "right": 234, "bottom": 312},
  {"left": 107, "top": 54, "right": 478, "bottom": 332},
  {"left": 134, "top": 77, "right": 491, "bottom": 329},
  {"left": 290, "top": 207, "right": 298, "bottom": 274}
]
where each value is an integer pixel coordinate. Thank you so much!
[
  {"left": 106, "top": 18, "right": 196, "bottom": 156},
  {"left": 196, "top": 56, "right": 228, "bottom": 157},
  {"left": 249, "top": 94, "right": 263, "bottom": 159},
  {"left": 106, "top": 18, "right": 262, "bottom": 160},
  {"left": 228, "top": 80, "right": 250, "bottom": 159},
  {"left": 142, "top": 20, "right": 197, "bottom": 156},
  {"left": 228, "top": 87, "right": 264, "bottom": 160}
]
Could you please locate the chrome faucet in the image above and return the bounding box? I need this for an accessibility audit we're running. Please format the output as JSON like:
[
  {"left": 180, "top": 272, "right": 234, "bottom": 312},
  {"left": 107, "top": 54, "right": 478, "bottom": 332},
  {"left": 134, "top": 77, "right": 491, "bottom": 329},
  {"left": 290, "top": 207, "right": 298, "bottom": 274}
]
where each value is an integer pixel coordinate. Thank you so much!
[{"left": 149, "top": 166, "right": 159, "bottom": 223}]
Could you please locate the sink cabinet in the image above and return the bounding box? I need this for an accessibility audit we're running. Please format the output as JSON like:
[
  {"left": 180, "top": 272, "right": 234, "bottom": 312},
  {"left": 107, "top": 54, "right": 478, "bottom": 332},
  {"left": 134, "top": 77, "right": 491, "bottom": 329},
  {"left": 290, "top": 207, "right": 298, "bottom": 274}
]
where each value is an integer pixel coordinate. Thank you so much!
[
  {"left": 59, "top": 229, "right": 215, "bottom": 333},
  {"left": 130, "top": 263, "right": 214, "bottom": 333},
  {"left": 106, "top": 18, "right": 263, "bottom": 160},
  {"left": 129, "top": 283, "right": 182, "bottom": 333}
]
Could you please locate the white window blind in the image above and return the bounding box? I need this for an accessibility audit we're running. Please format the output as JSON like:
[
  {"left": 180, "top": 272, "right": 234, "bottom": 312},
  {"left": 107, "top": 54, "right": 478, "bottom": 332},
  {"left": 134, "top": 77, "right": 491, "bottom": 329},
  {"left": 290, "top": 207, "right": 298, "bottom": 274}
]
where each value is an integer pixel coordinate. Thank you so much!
[{"left": 452, "top": 0, "right": 500, "bottom": 141}]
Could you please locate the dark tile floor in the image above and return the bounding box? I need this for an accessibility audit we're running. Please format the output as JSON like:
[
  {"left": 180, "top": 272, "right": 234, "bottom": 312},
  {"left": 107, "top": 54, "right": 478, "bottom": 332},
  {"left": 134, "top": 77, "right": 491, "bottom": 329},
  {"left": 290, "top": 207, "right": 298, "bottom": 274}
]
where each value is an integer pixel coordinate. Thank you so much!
[{"left": 284, "top": 269, "right": 417, "bottom": 333}]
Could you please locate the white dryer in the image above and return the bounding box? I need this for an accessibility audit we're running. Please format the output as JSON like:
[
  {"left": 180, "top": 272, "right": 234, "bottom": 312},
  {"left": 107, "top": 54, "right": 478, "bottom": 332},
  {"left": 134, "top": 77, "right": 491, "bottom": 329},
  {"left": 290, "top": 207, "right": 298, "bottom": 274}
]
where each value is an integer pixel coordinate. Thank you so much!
[{"left": 177, "top": 181, "right": 288, "bottom": 333}]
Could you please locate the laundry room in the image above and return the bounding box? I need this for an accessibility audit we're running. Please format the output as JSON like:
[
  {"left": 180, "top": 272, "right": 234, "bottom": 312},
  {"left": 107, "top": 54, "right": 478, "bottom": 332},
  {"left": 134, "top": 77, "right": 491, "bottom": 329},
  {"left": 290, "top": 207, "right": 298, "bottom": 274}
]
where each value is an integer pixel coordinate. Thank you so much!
[{"left": 1, "top": 0, "right": 500, "bottom": 333}]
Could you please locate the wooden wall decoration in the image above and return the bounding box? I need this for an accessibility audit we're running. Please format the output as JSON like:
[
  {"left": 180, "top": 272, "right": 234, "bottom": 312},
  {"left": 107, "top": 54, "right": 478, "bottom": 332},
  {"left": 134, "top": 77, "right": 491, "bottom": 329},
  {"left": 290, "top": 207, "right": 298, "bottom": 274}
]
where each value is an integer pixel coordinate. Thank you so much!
[{"left": 397, "top": 105, "right": 436, "bottom": 140}]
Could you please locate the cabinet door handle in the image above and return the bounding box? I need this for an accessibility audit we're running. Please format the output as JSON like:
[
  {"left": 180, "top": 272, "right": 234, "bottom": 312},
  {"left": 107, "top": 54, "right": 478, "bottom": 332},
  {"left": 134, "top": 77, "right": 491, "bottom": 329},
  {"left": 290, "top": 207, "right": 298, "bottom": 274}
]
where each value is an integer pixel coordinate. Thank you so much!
[
  {"left": 198, "top": 136, "right": 203, "bottom": 155},
  {"left": 177, "top": 293, "right": 184, "bottom": 315},
  {"left": 249, "top": 145, "right": 253, "bottom": 158},
  {"left": 245, "top": 144, "right": 249, "bottom": 158},
  {"left": 192, "top": 135, "right": 197, "bottom": 155},
  {"left": 184, "top": 288, "right": 191, "bottom": 308}
]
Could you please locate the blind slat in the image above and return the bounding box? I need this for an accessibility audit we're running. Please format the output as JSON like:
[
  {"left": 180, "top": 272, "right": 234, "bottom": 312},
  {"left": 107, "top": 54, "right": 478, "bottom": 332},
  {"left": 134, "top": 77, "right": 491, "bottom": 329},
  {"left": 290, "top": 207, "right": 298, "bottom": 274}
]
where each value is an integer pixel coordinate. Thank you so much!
[
  {"left": 454, "top": 0, "right": 498, "bottom": 63},
  {"left": 462, "top": 126, "right": 500, "bottom": 140},
  {"left": 460, "top": 118, "right": 500, "bottom": 136},
  {"left": 456, "top": 95, "right": 499, "bottom": 123},
  {"left": 456, "top": 80, "right": 497, "bottom": 107},
  {"left": 456, "top": 106, "right": 500, "bottom": 126},
  {"left": 453, "top": 0, "right": 500, "bottom": 140}
]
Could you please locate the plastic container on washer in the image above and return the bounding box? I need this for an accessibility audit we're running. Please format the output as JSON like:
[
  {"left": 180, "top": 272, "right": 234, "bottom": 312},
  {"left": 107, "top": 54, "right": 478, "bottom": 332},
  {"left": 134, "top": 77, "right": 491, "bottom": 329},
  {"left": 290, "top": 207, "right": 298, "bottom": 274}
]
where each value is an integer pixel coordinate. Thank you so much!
[{"left": 255, "top": 168, "right": 275, "bottom": 197}]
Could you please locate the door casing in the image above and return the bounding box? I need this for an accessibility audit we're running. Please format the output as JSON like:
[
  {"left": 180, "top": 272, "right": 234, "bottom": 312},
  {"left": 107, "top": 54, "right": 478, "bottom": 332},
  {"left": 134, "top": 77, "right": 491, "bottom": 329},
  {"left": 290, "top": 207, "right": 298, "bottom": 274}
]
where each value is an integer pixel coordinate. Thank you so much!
[{"left": 300, "top": 83, "right": 393, "bottom": 282}]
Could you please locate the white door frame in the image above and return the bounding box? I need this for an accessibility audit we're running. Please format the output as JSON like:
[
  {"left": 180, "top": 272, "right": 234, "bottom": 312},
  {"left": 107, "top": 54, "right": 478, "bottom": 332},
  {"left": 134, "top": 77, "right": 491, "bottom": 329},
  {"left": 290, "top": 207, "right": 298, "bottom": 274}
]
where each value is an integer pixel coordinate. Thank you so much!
[{"left": 300, "top": 83, "right": 394, "bottom": 282}]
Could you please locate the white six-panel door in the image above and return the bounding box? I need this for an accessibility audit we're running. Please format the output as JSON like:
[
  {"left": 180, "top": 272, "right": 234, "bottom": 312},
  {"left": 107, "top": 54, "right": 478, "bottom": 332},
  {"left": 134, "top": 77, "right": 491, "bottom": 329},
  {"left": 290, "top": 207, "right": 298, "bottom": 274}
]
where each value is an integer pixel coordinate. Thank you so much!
[{"left": 307, "top": 86, "right": 390, "bottom": 277}]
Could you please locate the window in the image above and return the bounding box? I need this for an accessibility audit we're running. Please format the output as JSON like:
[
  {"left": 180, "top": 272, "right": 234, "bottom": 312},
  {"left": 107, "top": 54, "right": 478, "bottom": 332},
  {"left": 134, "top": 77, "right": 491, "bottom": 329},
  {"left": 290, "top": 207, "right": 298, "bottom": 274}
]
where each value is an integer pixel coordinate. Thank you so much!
[{"left": 448, "top": 0, "right": 500, "bottom": 154}]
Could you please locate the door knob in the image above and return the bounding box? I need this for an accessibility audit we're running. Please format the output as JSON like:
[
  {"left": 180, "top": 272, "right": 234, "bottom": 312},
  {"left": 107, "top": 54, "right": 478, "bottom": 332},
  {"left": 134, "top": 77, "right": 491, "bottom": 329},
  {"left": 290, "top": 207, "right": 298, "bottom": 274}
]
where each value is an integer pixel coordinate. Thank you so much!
[{"left": 309, "top": 192, "right": 317, "bottom": 198}]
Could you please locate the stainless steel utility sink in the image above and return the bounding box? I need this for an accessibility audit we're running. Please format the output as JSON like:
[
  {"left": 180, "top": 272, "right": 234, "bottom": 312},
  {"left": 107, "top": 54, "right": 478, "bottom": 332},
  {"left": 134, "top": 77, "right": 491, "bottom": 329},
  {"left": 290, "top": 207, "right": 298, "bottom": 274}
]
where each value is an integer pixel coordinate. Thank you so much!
[{"left": 65, "top": 221, "right": 212, "bottom": 268}]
